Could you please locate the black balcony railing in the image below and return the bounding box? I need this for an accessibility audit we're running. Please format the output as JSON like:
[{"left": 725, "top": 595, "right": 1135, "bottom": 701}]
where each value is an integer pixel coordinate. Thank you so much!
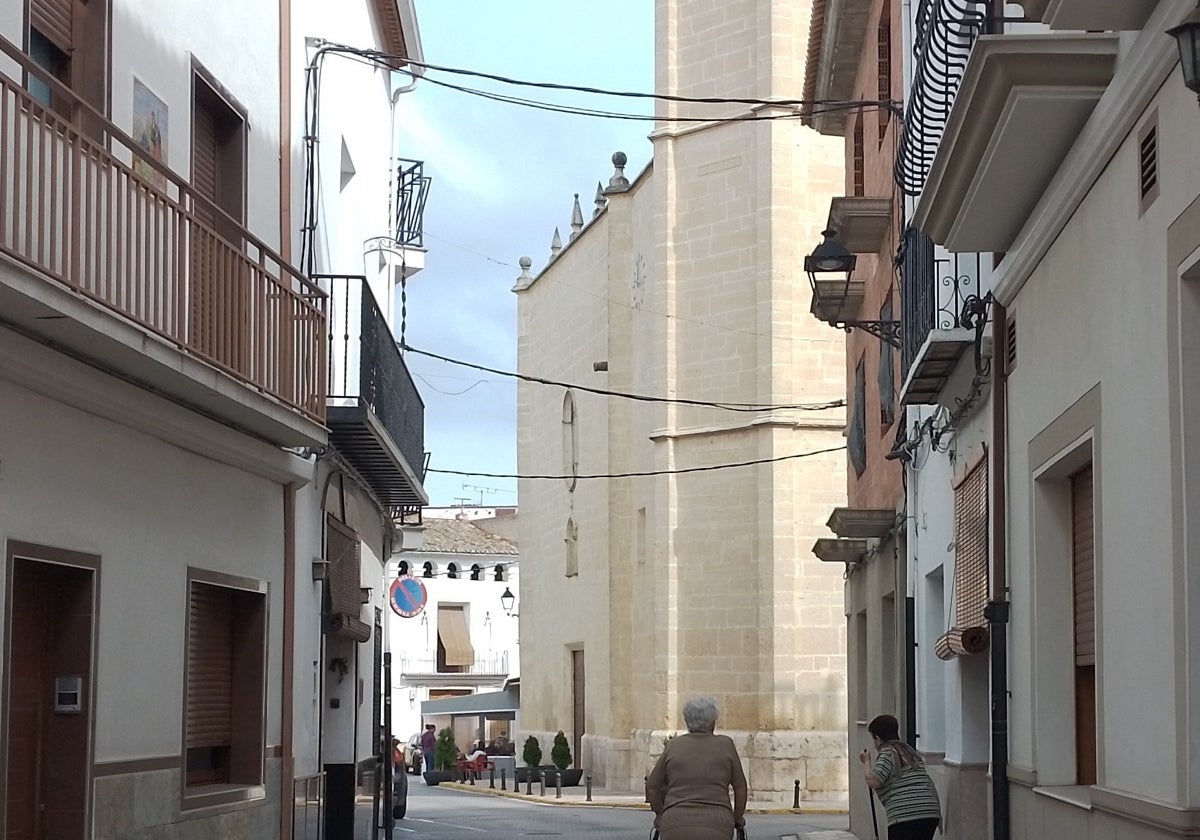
[
  {"left": 395, "top": 159, "right": 431, "bottom": 248},
  {"left": 324, "top": 275, "right": 426, "bottom": 502},
  {"left": 899, "top": 227, "right": 983, "bottom": 374},
  {"left": 895, "top": 0, "right": 989, "bottom": 197}
]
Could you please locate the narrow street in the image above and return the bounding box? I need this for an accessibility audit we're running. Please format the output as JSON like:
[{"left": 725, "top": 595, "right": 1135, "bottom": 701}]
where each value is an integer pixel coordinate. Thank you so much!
[{"left": 358, "top": 783, "right": 853, "bottom": 840}]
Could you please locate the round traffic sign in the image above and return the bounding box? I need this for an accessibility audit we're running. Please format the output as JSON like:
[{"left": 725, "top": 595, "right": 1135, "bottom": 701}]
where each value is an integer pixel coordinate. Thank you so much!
[{"left": 389, "top": 576, "right": 427, "bottom": 618}]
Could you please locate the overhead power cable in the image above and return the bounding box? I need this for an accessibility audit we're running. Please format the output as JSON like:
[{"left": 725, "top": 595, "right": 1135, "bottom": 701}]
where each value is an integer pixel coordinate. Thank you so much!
[
  {"left": 427, "top": 444, "right": 848, "bottom": 479},
  {"left": 400, "top": 344, "right": 845, "bottom": 412}
]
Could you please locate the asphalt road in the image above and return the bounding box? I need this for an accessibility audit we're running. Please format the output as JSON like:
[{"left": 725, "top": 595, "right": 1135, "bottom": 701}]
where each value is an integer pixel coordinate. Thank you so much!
[{"left": 359, "top": 782, "right": 852, "bottom": 840}]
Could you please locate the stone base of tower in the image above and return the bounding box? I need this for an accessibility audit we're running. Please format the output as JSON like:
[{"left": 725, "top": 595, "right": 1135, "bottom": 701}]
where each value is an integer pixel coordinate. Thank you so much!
[{"left": 522, "top": 729, "right": 847, "bottom": 803}]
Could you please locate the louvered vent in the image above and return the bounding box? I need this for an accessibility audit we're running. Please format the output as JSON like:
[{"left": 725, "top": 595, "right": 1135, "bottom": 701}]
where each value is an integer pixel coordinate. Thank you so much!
[
  {"left": 1006, "top": 315, "right": 1017, "bottom": 372},
  {"left": 1139, "top": 117, "right": 1159, "bottom": 211}
]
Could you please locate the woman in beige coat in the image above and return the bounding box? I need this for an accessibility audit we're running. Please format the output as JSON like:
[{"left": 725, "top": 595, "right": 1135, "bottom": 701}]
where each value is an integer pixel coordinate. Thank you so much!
[{"left": 647, "top": 697, "right": 748, "bottom": 840}]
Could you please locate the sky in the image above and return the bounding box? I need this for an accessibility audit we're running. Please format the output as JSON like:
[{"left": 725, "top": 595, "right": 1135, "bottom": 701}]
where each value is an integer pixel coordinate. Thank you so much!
[{"left": 394, "top": 2, "right": 655, "bottom": 507}]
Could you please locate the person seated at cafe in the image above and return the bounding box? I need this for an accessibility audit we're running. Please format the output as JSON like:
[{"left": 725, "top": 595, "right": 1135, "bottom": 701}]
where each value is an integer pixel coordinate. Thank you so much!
[
  {"left": 485, "top": 740, "right": 499, "bottom": 756},
  {"left": 466, "top": 741, "right": 488, "bottom": 762}
]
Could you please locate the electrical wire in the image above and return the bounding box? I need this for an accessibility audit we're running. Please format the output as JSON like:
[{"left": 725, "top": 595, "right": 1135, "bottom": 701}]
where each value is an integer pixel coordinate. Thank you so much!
[
  {"left": 401, "top": 343, "right": 845, "bottom": 412},
  {"left": 426, "top": 444, "right": 848, "bottom": 479}
]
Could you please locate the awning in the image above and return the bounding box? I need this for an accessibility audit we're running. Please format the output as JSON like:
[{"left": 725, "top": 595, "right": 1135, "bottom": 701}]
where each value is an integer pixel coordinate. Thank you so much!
[
  {"left": 438, "top": 606, "right": 474, "bottom": 667},
  {"left": 422, "top": 685, "right": 520, "bottom": 716}
]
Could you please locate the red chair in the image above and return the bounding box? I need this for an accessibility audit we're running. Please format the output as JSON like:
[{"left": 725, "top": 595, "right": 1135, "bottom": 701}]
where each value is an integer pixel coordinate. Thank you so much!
[{"left": 455, "top": 754, "right": 494, "bottom": 782}]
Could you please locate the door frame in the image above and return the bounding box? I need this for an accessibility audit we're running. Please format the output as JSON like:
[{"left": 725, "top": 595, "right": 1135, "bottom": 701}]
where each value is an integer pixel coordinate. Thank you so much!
[{"left": 1, "top": 540, "right": 100, "bottom": 839}]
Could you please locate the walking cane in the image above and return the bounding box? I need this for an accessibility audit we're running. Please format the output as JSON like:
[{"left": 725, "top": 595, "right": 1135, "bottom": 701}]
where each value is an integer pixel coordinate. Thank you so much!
[{"left": 868, "top": 788, "right": 880, "bottom": 840}]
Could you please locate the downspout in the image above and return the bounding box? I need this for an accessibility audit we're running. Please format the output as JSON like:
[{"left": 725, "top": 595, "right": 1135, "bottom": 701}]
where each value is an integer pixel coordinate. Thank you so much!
[
  {"left": 281, "top": 483, "right": 297, "bottom": 840},
  {"left": 988, "top": 302, "right": 1010, "bottom": 840}
]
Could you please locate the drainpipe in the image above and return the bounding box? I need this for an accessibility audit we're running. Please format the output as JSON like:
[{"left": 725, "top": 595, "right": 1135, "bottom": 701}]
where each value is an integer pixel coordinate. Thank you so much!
[
  {"left": 281, "top": 483, "right": 297, "bottom": 840},
  {"left": 987, "top": 302, "right": 1010, "bottom": 840}
]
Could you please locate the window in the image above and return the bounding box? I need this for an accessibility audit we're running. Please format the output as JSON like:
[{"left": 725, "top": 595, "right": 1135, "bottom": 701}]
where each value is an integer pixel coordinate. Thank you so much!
[
  {"left": 565, "top": 518, "right": 579, "bottom": 578},
  {"left": 185, "top": 572, "right": 267, "bottom": 793},
  {"left": 436, "top": 605, "right": 473, "bottom": 673},
  {"left": 469, "top": 564, "right": 482, "bottom": 581},
  {"left": 326, "top": 517, "right": 369, "bottom": 643},
  {"left": 562, "top": 392, "right": 579, "bottom": 492},
  {"left": 879, "top": 297, "right": 896, "bottom": 427},
  {"left": 849, "top": 357, "right": 867, "bottom": 477},
  {"left": 878, "top": 15, "right": 892, "bottom": 141},
  {"left": 852, "top": 118, "right": 865, "bottom": 197},
  {"left": 1072, "top": 465, "right": 1096, "bottom": 785},
  {"left": 422, "top": 561, "right": 434, "bottom": 578},
  {"left": 397, "top": 560, "right": 409, "bottom": 576},
  {"left": 493, "top": 564, "right": 505, "bottom": 582},
  {"left": 27, "top": 27, "right": 68, "bottom": 108},
  {"left": 447, "top": 562, "right": 458, "bottom": 579},
  {"left": 935, "top": 448, "right": 989, "bottom": 659}
]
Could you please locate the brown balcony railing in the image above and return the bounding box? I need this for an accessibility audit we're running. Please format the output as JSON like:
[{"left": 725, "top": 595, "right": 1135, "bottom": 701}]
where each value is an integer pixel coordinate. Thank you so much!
[{"left": 0, "top": 35, "right": 326, "bottom": 423}]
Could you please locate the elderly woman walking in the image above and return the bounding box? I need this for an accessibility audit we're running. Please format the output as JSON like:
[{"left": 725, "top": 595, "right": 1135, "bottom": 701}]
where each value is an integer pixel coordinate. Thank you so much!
[
  {"left": 860, "top": 714, "right": 942, "bottom": 840},
  {"left": 647, "top": 697, "right": 748, "bottom": 840}
]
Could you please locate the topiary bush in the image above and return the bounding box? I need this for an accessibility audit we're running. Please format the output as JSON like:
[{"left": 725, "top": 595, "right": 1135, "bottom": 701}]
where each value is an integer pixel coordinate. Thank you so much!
[
  {"left": 433, "top": 727, "right": 458, "bottom": 771},
  {"left": 522, "top": 735, "right": 542, "bottom": 768},
  {"left": 551, "top": 730, "right": 572, "bottom": 771}
]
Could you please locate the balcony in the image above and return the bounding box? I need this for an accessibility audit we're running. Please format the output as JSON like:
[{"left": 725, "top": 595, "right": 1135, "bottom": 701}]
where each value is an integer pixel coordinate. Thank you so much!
[
  {"left": 899, "top": 228, "right": 987, "bottom": 405},
  {"left": 397, "top": 653, "right": 509, "bottom": 682},
  {"left": 908, "top": 32, "right": 1118, "bottom": 252},
  {"left": 1020, "top": 0, "right": 1157, "bottom": 31},
  {"left": 324, "top": 275, "right": 427, "bottom": 514},
  {"left": 827, "top": 197, "right": 894, "bottom": 256},
  {"left": 0, "top": 36, "right": 326, "bottom": 446}
]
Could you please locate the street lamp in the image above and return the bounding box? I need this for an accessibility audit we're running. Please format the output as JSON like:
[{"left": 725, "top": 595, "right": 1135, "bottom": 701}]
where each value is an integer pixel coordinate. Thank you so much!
[
  {"left": 500, "top": 586, "right": 517, "bottom": 616},
  {"left": 1168, "top": 3, "right": 1200, "bottom": 106},
  {"left": 804, "top": 229, "right": 900, "bottom": 348}
]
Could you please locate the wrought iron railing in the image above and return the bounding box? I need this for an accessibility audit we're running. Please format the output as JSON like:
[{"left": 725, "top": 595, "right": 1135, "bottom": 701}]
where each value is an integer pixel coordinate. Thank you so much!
[
  {"left": 0, "top": 35, "right": 327, "bottom": 423},
  {"left": 323, "top": 275, "right": 425, "bottom": 479},
  {"left": 899, "top": 227, "right": 984, "bottom": 373},
  {"left": 292, "top": 772, "right": 325, "bottom": 840},
  {"left": 398, "top": 652, "right": 509, "bottom": 677},
  {"left": 394, "top": 159, "right": 430, "bottom": 248},
  {"left": 895, "top": 0, "right": 989, "bottom": 197}
]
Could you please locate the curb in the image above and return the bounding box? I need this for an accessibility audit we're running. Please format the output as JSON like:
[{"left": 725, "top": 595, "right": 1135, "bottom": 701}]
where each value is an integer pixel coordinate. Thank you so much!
[{"left": 434, "top": 782, "right": 849, "bottom": 815}]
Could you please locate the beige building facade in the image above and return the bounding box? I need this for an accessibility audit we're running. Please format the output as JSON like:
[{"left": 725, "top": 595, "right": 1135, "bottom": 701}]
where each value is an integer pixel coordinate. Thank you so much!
[{"left": 513, "top": 0, "right": 851, "bottom": 802}]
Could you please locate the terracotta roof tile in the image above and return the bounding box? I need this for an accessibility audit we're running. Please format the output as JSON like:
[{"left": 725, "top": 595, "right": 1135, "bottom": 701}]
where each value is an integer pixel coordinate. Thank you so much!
[{"left": 419, "top": 518, "right": 519, "bottom": 555}]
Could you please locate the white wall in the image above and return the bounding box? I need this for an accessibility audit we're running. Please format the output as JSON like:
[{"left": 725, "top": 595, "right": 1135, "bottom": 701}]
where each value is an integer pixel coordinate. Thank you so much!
[{"left": 0, "top": 374, "right": 286, "bottom": 761}]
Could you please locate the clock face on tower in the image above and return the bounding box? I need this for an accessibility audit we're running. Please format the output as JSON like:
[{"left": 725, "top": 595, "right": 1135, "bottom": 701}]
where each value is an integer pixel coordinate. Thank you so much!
[{"left": 632, "top": 253, "right": 647, "bottom": 310}]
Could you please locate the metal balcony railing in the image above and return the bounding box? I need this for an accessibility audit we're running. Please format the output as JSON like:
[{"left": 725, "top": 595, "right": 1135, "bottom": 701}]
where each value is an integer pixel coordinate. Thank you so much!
[
  {"left": 0, "top": 35, "right": 326, "bottom": 422},
  {"left": 895, "top": 0, "right": 990, "bottom": 198},
  {"left": 398, "top": 652, "right": 509, "bottom": 677},
  {"left": 324, "top": 275, "right": 425, "bottom": 494},
  {"left": 394, "top": 159, "right": 430, "bottom": 248},
  {"left": 899, "top": 227, "right": 984, "bottom": 374}
]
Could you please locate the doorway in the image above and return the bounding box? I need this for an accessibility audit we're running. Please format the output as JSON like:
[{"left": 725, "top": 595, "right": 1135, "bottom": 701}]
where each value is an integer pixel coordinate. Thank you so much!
[
  {"left": 571, "top": 650, "right": 584, "bottom": 769},
  {"left": 4, "top": 546, "right": 97, "bottom": 840}
]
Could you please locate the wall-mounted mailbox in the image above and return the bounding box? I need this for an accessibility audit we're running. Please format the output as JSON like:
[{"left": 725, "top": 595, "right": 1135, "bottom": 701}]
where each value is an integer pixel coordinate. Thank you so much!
[{"left": 55, "top": 675, "right": 82, "bottom": 713}]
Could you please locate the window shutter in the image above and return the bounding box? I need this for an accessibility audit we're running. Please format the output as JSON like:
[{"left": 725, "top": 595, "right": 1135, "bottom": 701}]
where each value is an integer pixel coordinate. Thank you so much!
[
  {"left": 1072, "top": 466, "right": 1095, "bottom": 666},
  {"left": 187, "top": 582, "right": 233, "bottom": 749},
  {"left": 326, "top": 517, "right": 371, "bottom": 643},
  {"left": 935, "top": 450, "right": 989, "bottom": 659},
  {"left": 31, "top": 0, "right": 73, "bottom": 52},
  {"left": 849, "top": 358, "right": 867, "bottom": 477},
  {"left": 192, "top": 100, "right": 219, "bottom": 220}
]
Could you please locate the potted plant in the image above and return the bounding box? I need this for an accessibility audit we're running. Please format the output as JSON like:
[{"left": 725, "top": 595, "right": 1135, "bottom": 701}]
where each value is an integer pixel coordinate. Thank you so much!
[
  {"left": 422, "top": 727, "right": 458, "bottom": 786},
  {"left": 549, "top": 730, "right": 583, "bottom": 787},
  {"left": 516, "top": 734, "right": 541, "bottom": 784}
]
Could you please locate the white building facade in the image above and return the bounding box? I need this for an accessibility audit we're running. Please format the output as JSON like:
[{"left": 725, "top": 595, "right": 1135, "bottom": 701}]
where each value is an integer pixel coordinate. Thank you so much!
[
  {"left": 894, "top": 1, "right": 1200, "bottom": 838},
  {"left": 0, "top": 1, "right": 428, "bottom": 838},
  {"left": 389, "top": 514, "right": 520, "bottom": 759}
]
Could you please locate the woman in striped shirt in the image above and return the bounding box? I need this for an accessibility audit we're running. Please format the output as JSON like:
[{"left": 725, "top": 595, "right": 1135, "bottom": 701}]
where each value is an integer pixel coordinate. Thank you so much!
[{"left": 859, "top": 714, "right": 942, "bottom": 839}]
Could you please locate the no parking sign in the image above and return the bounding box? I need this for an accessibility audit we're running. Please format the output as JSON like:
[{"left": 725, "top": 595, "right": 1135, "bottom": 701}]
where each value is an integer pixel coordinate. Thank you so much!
[{"left": 389, "top": 576, "right": 427, "bottom": 618}]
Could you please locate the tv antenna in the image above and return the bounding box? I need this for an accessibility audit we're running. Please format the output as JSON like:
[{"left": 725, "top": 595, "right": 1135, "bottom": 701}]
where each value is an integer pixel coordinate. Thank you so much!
[{"left": 463, "top": 483, "right": 507, "bottom": 505}]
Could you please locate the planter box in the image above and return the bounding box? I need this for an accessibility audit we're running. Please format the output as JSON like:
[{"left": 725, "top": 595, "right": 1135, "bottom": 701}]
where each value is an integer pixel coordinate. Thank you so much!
[{"left": 422, "top": 770, "right": 455, "bottom": 787}]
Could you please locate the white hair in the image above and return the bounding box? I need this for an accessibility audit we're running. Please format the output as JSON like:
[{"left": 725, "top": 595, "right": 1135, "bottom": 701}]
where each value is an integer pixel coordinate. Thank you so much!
[{"left": 682, "top": 697, "right": 719, "bottom": 733}]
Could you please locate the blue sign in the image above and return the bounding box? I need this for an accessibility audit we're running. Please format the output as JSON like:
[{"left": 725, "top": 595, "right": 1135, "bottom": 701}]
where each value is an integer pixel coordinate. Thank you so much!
[{"left": 389, "top": 576, "right": 427, "bottom": 618}]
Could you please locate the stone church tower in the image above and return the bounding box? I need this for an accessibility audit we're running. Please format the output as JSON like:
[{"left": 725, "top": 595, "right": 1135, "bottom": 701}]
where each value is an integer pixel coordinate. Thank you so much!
[{"left": 514, "top": 0, "right": 849, "bottom": 801}]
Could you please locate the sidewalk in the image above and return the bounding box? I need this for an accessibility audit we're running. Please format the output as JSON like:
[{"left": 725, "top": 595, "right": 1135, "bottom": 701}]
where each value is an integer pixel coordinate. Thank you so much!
[{"left": 435, "top": 778, "right": 849, "bottom": 816}]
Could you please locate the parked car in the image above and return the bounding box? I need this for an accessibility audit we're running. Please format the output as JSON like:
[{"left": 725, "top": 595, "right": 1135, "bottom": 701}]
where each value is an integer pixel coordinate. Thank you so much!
[
  {"left": 403, "top": 732, "right": 423, "bottom": 775},
  {"left": 392, "top": 758, "right": 408, "bottom": 819}
]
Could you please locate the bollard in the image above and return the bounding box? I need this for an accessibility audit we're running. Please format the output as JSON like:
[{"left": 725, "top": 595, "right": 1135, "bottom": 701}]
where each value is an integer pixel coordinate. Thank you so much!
[
  {"left": 555, "top": 770, "right": 562, "bottom": 799},
  {"left": 489, "top": 767, "right": 495, "bottom": 789},
  {"left": 539, "top": 770, "right": 546, "bottom": 796},
  {"left": 793, "top": 778, "right": 801, "bottom": 810},
  {"left": 644, "top": 775, "right": 650, "bottom": 804},
  {"left": 469, "top": 767, "right": 476, "bottom": 786},
  {"left": 500, "top": 768, "right": 507, "bottom": 791},
  {"left": 585, "top": 774, "right": 592, "bottom": 802},
  {"left": 526, "top": 772, "right": 533, "bottom": 795}
]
